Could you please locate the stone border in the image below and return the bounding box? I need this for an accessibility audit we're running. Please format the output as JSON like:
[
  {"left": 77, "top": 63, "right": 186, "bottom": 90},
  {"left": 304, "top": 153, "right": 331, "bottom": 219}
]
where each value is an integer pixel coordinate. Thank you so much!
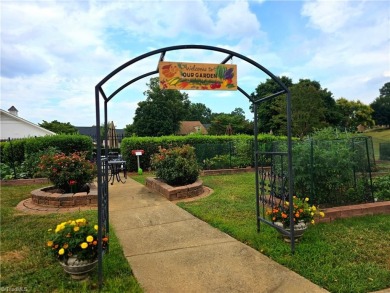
[
  {"left": 16, "top": 198, "right": 97, "bottom": 214},
  {"left": 30, "top": 185, "right": 98, "bottom": 208},
  {"left": 145, "top": 177, "right": 204, "bottom": 201}
]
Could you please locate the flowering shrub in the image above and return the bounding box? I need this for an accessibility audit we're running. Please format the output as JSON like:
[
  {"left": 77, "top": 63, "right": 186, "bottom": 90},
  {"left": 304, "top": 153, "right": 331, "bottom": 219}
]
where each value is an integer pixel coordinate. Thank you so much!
[
  {"left": 150, "top": 145, "right": 199, "bottom": 186},
  {"left": 267, "top": 196, "right": 325, "bottom": 228},
  {"left": 39, "top": 151, "right": 97, "bottom": 193},
  {"left": 46, "top": 218, "right": 108, "bottom": 262}
]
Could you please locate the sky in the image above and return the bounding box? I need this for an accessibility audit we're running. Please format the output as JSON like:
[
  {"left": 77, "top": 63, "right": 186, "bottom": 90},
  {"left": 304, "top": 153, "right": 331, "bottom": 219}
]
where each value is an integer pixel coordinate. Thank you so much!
[{"left": 1, "top": 0, "right": 389, "bottom": 129}]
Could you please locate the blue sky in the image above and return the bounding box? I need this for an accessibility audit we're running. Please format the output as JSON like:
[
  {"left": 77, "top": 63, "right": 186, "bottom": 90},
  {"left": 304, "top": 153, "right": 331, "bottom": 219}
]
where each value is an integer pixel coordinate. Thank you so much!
[{"left": 1, "top": 0, "right": 389, "bottom": 129}]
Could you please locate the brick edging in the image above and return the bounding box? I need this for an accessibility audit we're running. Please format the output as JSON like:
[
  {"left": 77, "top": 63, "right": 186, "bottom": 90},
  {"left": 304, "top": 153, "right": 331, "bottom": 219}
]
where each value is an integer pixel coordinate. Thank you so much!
[
  {"left": 319, "top": 201, "right": 390, "bottom": 222},
  {"left": 145, "top": 177, "right": 204, "bottom": 201},
  {"left": 30, "top": 185, "right": 98, "bottom": 207}
]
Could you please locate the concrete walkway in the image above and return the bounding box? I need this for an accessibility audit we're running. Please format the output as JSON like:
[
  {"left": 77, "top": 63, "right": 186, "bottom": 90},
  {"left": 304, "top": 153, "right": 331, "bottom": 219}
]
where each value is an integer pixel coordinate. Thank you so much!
[{"left": 109, "top": 178, "right": 329, "bottom": 293}]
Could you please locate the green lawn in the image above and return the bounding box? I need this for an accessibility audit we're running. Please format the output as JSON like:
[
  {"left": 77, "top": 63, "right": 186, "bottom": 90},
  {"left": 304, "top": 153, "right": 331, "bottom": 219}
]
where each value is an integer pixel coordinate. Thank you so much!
[
  {"left": 3, "top": 175, "right": 390, "bottom": 293},
  {"left": 0, "top": 184, "right": 143, "bottom": 293},
  {"left": 363, "top": 127, "right": 390, "bottom": 160},
  {"left": 174, "top": 173, "right": 389, "bottom": 293}
]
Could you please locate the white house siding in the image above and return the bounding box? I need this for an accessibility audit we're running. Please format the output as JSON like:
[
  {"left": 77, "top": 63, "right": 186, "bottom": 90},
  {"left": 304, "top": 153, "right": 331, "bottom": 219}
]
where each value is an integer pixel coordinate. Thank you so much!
[{"left": 0, "top": 109, "right": 55, "bottom": 140}]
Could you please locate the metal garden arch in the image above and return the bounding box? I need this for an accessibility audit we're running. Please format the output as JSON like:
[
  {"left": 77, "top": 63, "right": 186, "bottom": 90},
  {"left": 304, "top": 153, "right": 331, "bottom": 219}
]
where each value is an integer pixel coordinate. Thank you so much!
[{"left": 95, "top": 45, "right": 294, "bottom": 287}]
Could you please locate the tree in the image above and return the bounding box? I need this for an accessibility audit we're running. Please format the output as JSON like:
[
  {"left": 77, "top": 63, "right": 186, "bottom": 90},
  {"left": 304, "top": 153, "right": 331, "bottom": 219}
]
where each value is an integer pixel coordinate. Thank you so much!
[
  {"left": 336, "top": 98, "right": 374, "bottom": 131},
  {"left": 271, "top": 80, "right": 327, "bottom": 138},
  {"left": 132, "top": 77, "right": 191, "bottom": 136},
  {"left": 251, "top": 76, "right": 293, "bottom": 133},
  {"left": 371, "top": 82, "right": 390, "bottom": 126},
  {"left": 39, "top": 120, "right": 78, "bottom": 134},
  {"left": 184, "top": 103, "right": 212, "bottom": 124},
  {"left": 208, "top": 108, "right": 253, "bottom": 135}
]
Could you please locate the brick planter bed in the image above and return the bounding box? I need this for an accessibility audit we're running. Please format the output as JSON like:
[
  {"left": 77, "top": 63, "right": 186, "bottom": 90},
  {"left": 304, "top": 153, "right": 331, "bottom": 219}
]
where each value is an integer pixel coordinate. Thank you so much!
[
  {"left": 30, "top": 185, "right": 98, "bottom": 208},
  {"left": 145, "top": 177, "right": 204, "bottom": 201}
]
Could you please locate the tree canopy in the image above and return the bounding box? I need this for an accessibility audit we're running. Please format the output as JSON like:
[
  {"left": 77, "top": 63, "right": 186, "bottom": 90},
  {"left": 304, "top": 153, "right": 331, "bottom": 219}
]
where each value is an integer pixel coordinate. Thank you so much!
[
  {"left": 208, "top": 108, "right": 253, "bottom": 135},
  {"left": 131, "top": 77, "right": 190, "bottom": 136},
  {"left": 39, "top": 120, "right": 78, "bottom": 134},
  {"left": 371, "top": 82, "right": 390, "bottom": 126},
  {"left": 336, "top": 98, "right": 374, "bottom": 131}
]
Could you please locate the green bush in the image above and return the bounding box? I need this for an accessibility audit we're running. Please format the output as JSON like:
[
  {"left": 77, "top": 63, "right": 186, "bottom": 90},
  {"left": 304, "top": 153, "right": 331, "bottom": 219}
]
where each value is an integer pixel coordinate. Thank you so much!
[
  {"left": 21, "top": 146, "right": 60, "bottom": 178},
  {"left": 39, "top": 151, "right": 97, "bottom": 193},
  {"left": 0, "top": 135, "right": 94, "bottom": 167},
  {"left": 121, "top": 134, "right": 286, "bottom": 172},
  {"left": 24, "top": 135, "right": 93, "bottom": 158},
  {"left": 373, "top": 175, "right": 390, "bottom": 201},
  {"left": 150, "top": 145, "right": 199, "bottom": 186}
]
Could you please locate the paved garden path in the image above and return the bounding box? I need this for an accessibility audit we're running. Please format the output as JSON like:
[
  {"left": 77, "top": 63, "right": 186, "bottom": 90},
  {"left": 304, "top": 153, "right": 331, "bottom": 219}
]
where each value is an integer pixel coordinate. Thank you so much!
[{"left": 108, "top": 178, "right": 329, "bottom": 293}]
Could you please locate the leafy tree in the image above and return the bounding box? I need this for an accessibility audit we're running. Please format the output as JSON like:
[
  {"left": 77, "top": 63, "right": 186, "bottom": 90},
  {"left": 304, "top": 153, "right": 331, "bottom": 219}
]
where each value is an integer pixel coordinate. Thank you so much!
[
  {"left": 371, "top": 82, "right": 390, "bottom": 126},
  {"left": 184, "top": 103, "right": 212, "bottom": 124},
  {"left": 124, "top": 124, "right": 136, "bottom": 137},
  {"left": 271, "top": 80, "right": 327, "bottom": 138},
  {"left": 208, "top": 108, "right": 253, "bottom": 135},
  {"left": 295, "top": 79, "right": 340, "bottom": 126},
  {"left": 336, "top": 98, "right": 374, "bottom": 131},
  {"left": 251, "top": 76, "right": 293, "bottom": 133},
  {"left": 132, "top": 77, "right": 191, "bottom": 136},
  {"left": 39, "top": 120, "right": 78, "bottom": 134}
]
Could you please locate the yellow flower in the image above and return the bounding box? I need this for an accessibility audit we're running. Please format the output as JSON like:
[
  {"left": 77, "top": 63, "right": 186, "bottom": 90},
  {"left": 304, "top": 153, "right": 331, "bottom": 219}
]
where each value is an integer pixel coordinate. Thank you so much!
[
  {"left": 48, "top": 229, "right": 52, "bottom": 232},
  {"left": 305, "top": 197, "right": 309, "bottom": 202},
  {"left": 311, "top": 205, "right": 317, "bottom": 212},
  {"left": 76, "top": 218, "right": 86, "bottom": 224},
  {"left": 86, "top": 235, "right": 94, "bottom": 243},
  {"left": 58, "top": 248, "right": 65, "bottom": 255},
  {"left": 73, "top": 226, "right": 80, "bottom": 232},
  {"left": 311, "top": 212, "right": 314, "bottom": 216},
  {"left": 80, "top": 242, "right": 88, "bottom": 249},
  {"left": 47, "top": 240, "right": 53, "bottom": 247},
  {"left": 70, "top": 221, "right": 76, "bottom": 226},
  {"left": 320, "top": 211, "right": 325, "bottom": 217},
  {"left": 94, "top": 225, "right": 98, "bottom": 231},
  {"left": 311, "top": 220, "right": 315, "bottom": 224}
]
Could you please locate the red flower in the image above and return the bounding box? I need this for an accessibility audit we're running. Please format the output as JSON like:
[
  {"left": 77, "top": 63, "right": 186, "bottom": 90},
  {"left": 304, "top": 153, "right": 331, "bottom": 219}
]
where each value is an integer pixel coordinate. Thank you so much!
[{"left": 69, "top": 180, "right": 77, "bottom": 185}]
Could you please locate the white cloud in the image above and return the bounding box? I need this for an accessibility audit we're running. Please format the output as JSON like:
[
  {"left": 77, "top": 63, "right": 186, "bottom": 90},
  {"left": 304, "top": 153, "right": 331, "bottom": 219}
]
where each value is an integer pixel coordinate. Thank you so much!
[{"left": 301, "top": 0, "right": 363, "bottom": 33}]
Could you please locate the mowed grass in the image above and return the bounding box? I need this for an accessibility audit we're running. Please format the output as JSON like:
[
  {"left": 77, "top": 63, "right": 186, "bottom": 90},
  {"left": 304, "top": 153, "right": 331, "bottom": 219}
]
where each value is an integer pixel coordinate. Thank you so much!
[
  {"left": 363, "top": 127, "right": 390, "bottom": 160},
  {"left": 0, "top": 183, "right": 143, "bottom": 293},
  {"left": 172, "top": 173, "right": 390, "bottom": 293}
]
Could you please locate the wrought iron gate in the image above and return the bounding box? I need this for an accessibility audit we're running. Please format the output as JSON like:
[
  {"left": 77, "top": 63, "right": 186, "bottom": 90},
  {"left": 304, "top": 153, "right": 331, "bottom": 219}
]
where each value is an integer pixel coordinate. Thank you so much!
[{"left": 95, "top": 45, "right": 293, "bottom": 288}]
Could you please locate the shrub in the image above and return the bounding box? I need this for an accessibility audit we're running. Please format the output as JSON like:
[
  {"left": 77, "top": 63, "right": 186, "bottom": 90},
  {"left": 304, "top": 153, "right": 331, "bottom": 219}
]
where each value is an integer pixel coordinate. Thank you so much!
[
  {"left": 150, "top": 145, "right": 200, "bottom": 186},
  {"left": 39, "top": 152, "right": 97, "bottom": 193},
  {"left": 373, "top": 175, "right": 390, "bottom": 201}
]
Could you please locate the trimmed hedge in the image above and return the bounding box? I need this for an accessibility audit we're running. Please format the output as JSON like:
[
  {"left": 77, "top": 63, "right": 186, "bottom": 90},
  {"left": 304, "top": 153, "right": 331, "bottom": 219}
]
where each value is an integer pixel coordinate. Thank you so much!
[
  {"left": 0, "top": 135, "right": 94, "bottom": 166},
  {"left": 121, "top": 134, "right": 287, "bottom": 172}
]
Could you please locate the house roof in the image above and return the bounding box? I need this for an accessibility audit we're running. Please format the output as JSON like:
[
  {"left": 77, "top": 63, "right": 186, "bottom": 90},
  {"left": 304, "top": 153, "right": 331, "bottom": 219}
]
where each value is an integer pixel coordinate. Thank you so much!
[
  {"left": 0, "top": 109, "right": 56, "bottom": 140},
  {"left": 177, "top": 121, "right": 208, "bottom": 135}
]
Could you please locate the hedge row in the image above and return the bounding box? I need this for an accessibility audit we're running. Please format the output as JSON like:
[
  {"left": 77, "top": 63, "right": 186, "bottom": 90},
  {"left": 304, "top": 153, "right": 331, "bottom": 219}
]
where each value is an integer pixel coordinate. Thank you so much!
[
  {"left": 0, "top": 135, "right": 94, "bottom": 166},
  {"left": 120, "top": 134, "right": 287, "bottom": 172}
]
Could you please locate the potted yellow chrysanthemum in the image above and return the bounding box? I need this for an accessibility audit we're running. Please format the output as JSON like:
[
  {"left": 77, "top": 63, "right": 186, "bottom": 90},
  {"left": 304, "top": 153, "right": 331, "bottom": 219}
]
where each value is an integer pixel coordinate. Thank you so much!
[
  {"left": 46, "top": 218, "right": 108, "bottom": 280},
  {"left": 267, "top": 196, "right": 325, "bottom": 242}
]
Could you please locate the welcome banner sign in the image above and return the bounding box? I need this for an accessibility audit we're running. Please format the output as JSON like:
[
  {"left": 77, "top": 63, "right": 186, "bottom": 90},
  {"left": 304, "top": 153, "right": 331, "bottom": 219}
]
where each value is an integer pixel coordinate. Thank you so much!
[{"left": 159, "top": 61, "right": 237, "bottom": 91}]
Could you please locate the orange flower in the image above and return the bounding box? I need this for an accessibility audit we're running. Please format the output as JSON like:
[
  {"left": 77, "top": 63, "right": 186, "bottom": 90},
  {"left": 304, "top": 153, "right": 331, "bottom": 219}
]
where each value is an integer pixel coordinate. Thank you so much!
[{"left": 282, "top": 213, "right": 288, "bottom": 219}]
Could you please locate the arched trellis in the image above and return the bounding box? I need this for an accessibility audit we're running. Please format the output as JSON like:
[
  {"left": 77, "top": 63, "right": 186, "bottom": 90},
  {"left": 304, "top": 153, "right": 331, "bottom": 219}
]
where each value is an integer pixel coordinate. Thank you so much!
[{"left": 95, "top": 45, "right": 294, "bottom": 287}]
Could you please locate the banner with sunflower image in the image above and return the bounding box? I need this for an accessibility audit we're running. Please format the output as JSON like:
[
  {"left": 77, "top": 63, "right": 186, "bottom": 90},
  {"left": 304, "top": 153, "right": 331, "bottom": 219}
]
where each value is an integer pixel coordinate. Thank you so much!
[{"left": 159, "top": 61, "right": 237, "bottom": 91}]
